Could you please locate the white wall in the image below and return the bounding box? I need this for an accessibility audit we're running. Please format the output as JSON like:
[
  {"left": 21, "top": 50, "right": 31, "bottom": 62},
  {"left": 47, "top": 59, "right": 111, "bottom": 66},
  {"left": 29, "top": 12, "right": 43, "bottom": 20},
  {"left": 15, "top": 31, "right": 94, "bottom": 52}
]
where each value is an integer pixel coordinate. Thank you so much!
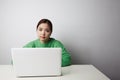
[{"left": 0, "top": 0, "right": 120, "bottom": 80}]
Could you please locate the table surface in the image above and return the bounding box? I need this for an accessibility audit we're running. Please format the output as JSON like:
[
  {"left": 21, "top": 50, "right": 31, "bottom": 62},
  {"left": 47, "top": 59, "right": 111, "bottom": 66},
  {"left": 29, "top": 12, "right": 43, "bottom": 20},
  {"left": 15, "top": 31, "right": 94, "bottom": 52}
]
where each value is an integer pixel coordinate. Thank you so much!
[{"left": 0, "top": 65, "right": 110, "bottom": 80}]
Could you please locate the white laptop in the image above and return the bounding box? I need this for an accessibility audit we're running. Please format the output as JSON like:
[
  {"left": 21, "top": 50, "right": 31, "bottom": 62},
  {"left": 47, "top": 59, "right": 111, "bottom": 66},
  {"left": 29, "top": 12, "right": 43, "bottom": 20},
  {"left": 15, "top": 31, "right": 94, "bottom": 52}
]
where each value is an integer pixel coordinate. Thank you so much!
[{"left": 11, "top": 48, "right": 61, "bottom": 77}]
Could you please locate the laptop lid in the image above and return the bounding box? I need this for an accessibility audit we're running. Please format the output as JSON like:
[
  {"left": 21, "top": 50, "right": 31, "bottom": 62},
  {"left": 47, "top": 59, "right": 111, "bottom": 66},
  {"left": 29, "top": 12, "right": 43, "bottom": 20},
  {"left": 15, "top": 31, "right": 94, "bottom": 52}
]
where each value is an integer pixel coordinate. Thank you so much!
[{"left": 11, "top": 48, "right": 61, "bottom": 77}]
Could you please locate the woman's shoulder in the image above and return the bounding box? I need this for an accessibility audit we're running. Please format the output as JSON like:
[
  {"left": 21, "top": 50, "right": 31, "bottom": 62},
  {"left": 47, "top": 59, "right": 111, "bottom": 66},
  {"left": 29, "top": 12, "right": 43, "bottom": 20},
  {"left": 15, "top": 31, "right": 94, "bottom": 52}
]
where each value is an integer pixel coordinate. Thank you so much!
[
  {"left": 50, "top": 38, "right": 64, "bottom": 47},
  {"left": 50, "top": 38, "right": 61, "bottom": 43},
  {"left": 23, "top": 39, "right": 39, "bottom": 47}
]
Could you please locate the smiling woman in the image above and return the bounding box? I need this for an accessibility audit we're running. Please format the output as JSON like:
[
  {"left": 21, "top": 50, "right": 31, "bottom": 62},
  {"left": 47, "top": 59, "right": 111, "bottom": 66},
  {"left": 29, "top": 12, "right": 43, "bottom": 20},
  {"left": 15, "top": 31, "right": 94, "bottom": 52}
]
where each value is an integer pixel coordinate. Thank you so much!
[{"left": 23, "top": 19, "right": 71, "bottom": 67}]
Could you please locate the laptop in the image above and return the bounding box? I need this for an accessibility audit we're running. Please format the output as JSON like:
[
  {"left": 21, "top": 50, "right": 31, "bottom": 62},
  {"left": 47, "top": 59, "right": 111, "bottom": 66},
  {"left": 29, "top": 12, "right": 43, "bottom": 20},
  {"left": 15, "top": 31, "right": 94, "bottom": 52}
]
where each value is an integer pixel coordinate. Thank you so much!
[{"left": 11, "top": 48, "right": 61, "bottom": 77}]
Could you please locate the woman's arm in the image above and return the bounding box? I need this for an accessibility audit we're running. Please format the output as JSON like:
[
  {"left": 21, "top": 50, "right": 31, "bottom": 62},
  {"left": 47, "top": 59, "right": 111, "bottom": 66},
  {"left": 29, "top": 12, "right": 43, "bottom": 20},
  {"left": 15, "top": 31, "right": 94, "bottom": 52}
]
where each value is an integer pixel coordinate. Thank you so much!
[{"left": 54, "top": 41, "right": 71, "bottom": 67}]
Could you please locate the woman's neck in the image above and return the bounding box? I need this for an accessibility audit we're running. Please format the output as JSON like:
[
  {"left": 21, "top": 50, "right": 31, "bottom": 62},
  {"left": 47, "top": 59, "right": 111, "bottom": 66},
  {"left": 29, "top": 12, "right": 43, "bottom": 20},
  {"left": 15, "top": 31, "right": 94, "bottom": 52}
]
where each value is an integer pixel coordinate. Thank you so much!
[{"left": 40, "top": 38, "right": 50, "bottom": 44}]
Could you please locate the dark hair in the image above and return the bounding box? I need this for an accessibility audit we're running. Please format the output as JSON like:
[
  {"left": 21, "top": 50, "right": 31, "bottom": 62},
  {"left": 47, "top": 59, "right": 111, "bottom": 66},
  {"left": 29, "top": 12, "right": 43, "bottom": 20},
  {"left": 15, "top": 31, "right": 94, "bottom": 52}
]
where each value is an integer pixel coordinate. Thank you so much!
[{"left": 36, "top": 19, "right": 52, "bottom": 32}]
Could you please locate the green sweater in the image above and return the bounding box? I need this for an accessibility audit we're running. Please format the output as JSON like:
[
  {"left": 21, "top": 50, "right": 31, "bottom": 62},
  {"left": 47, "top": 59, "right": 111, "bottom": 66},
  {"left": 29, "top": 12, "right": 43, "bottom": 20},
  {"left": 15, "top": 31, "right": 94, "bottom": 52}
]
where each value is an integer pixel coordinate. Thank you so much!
[{"left": 23, "top": 38, "right": 71, "bottom": 67}]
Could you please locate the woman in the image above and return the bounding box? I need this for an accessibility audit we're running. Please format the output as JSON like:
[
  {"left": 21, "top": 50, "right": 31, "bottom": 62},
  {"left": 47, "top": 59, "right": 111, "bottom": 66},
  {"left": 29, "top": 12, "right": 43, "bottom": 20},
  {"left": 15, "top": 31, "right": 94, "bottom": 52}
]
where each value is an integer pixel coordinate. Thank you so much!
[{"left": 23, "top": 19, "right": 71, "bottom": 67}]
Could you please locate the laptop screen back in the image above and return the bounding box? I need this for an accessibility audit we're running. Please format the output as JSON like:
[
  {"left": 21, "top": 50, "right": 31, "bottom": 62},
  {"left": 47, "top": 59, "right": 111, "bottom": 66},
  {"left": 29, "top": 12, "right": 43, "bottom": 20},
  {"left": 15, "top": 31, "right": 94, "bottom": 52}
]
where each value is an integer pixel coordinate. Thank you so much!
[{"left": 11, "top": 48, "right": 61, "bottom": 77}]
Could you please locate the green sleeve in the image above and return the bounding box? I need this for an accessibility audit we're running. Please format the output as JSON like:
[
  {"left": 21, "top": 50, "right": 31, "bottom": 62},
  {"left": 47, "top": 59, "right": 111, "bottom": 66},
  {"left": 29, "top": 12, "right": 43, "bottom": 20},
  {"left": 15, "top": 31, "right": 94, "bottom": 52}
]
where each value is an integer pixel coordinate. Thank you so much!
[
  {"left": 23, "top": 41, "right": 35, "bottom": 48},
  {"left": 54, "top": 41, "right": 71, "bottom": 67}
]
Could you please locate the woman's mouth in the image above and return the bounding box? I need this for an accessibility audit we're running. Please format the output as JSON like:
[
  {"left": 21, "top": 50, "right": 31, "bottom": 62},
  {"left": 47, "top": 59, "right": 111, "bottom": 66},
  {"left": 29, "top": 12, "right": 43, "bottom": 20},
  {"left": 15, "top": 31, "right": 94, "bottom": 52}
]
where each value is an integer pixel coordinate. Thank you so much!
[{"left": 40, "top": 36, "right": 45, "bottom": 39}]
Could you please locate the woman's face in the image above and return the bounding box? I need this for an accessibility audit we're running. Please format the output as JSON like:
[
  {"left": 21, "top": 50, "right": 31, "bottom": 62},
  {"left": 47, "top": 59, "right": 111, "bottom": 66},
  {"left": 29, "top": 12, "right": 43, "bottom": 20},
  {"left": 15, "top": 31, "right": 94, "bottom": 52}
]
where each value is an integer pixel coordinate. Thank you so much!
[{"left": 37, "top": 23, "right": 52, "bottom": 43}]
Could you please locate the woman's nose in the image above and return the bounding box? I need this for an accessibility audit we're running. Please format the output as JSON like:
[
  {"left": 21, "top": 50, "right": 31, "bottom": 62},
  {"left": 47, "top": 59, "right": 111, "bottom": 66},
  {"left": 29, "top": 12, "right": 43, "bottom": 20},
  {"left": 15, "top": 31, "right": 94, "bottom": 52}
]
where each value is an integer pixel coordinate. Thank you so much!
[{"left": 41, "top": 31, "right": 45, "bottom": 35}]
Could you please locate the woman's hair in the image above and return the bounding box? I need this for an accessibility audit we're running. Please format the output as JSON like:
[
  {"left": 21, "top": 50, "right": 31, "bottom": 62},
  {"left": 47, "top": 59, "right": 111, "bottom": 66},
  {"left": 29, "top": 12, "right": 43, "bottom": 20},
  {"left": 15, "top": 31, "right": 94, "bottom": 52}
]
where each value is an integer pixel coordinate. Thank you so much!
[{"left": 36, "top": 19, "right": 52, "bottom": 32}]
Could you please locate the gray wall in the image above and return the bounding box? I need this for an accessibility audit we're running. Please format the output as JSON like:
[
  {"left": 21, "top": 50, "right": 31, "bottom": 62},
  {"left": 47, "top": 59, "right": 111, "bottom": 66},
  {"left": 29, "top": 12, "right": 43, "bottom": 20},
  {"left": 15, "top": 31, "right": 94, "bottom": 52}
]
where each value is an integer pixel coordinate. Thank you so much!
[{"left": 0, "top": 0, "right": 120, "bottom": 80}]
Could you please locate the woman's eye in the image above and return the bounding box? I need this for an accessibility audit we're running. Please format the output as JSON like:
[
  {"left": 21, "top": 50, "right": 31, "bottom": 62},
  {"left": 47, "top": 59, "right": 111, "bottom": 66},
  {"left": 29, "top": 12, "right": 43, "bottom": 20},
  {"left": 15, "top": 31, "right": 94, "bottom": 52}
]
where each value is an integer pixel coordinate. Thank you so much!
[
  {"left": 46, "top": 30, "right": 50, "bottom": 32},
  {"left": 38, "top": 28, "right": 50, "bottom": 32},
  {"left": 45, "top": 29, "right": 50, "bottom": 32},
  {"left": 39, "top": 28, "right": 42, "bottom": 31}
]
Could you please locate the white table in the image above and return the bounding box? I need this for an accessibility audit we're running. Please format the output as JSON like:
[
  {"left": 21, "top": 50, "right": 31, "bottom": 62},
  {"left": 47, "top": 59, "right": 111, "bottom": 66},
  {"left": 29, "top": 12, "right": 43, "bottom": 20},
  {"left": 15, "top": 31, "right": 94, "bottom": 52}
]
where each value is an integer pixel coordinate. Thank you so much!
[{"left": 0, "top": 65, "right": 110, "bottom": 80}]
